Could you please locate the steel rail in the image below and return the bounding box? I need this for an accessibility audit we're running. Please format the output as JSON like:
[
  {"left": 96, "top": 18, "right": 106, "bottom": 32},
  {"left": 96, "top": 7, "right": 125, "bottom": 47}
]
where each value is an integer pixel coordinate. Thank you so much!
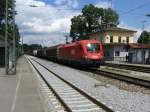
[
  {"left": 89, "top": 69, "right": 150, "bottom": 88},
  {"left": 106, "top": 63, "right": 150, "bottom": 73},
  {"left": 30, "top": 58, "right": 114, "bottom": 112},
  {"left": 27, "top": 58, "right": 72, "bottom": 112}
]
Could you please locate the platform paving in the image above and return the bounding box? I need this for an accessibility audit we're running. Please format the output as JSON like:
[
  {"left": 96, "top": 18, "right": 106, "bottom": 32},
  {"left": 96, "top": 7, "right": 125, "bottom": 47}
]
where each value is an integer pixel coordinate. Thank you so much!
[{"left": 0, "top": 56, "right": 47, "bottom": 112}]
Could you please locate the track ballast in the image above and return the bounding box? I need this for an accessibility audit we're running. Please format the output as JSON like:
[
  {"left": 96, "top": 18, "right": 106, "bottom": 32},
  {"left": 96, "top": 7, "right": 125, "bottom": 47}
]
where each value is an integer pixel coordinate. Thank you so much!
[{"left": 27, "top": 56, "right": 114, "bottom": 112}]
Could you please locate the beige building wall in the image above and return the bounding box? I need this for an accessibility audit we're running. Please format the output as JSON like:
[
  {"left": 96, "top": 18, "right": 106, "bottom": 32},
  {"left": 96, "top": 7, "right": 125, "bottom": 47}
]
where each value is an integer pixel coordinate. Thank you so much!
[{"left": 104, "top": 31, "right": 134, "bottom": 43}]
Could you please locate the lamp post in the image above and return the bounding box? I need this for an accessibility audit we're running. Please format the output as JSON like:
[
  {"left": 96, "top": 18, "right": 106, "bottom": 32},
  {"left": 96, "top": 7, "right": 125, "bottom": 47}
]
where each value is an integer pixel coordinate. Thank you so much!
[{"left": 5, "top": 0, "right": 8, "bottom": 74}]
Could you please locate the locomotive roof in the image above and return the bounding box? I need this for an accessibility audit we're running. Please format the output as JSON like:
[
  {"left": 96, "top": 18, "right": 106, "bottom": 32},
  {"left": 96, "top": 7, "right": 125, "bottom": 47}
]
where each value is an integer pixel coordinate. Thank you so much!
[
  {"left": 47, "top": 44, "right": 61, "bottom": 49},
  {"left": 60, "top": 39, "right": 100, "bottom": 47}
]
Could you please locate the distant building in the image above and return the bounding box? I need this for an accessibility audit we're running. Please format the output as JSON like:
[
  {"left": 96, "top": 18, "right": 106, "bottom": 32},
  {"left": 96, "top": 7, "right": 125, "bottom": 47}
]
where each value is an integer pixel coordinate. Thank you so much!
[
  {"left": 0, "top": 35, "right": 5, "bottom": 67},
  {"left": 89, "top": 27, "right": 137, "bottom": 62}
]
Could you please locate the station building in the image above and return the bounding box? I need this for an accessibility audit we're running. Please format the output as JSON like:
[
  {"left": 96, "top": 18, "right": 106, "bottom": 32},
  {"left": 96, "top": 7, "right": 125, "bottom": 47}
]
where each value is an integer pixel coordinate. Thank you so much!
[{"left": 89, "top": 27, "right": 137, "bottom": 62}]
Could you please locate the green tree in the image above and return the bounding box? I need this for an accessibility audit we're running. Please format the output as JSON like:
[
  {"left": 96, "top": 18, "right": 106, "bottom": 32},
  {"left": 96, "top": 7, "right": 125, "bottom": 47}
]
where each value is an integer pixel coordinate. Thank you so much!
[
  {"left": 137, "top": 31, "right": 150, "bottom": 44},
  {"left": 70, "top": 15, "right": 87, "bottom": 41},
  {"left": 0, "top": 0, "right": 20, "bottom": 43},
  {"left": 23, "top": 44, "right": 42, "bottom": 53},
  {"left": 0, "top": 0, "right": 14, "bottom": 28},
  {"left": 70, "top": 4, "right": 119, "bottom": 41}
]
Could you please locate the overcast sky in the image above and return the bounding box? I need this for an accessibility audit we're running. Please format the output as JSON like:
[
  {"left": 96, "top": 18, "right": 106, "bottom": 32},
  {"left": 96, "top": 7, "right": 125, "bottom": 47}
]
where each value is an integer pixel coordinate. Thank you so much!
[{"left": 15, "top": 0, "right": 150, "bottom": 46}]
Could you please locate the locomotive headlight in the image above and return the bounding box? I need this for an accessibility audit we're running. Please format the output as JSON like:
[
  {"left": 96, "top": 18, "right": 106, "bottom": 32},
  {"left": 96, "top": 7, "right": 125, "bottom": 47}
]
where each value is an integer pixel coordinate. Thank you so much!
[{"left": 87, "top": 43, "right": 91, "bottom": 47}]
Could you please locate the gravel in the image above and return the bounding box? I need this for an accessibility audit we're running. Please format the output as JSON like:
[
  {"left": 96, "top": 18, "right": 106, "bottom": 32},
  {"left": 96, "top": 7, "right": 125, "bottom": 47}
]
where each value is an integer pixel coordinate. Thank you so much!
[
  {"left": 32, "top": 57, "right": 150, "bottom": 112},
  {"left": 79, "top": 70, "right": 150, "bottom": 95}
]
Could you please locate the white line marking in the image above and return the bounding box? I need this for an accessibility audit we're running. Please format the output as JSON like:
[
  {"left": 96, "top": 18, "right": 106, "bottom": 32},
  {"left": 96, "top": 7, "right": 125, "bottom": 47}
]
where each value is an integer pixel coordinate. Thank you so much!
[
  {"left": 72, "top": 107, "right": 100, "bottom": 112},
  {"left": 11, "top": 70, "right": 22, "bottom": 112}
]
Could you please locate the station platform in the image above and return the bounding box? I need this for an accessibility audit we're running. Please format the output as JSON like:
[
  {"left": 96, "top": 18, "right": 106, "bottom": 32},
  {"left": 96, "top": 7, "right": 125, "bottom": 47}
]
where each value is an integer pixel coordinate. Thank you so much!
[
  {"left": 0, "top": 56, "right": 47, "bottom": 112},
  {"left": 106, "top": 61, "right": 150, "bottom": 68}
]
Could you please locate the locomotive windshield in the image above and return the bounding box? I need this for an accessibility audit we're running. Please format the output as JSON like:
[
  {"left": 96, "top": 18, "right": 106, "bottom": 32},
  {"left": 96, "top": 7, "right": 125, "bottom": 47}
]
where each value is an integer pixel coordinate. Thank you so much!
[{"left": 86, "top": 43, "right": 100, "bottom": 52}]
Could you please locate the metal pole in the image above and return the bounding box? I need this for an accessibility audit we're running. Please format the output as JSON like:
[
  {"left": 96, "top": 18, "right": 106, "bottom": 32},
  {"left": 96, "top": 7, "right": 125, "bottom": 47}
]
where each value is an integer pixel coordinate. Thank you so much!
[
  {"left": 5, "top": 0, "right": 8, "bottom": 74},
  {"left": 142, "top": 20, "right": 146, "bottom": 64},
  {"left": 22, "top": 36, "right": 23, "bottom": 54},
  {"left": 12, "top": 0, "right": 16, "bottom": 74}
]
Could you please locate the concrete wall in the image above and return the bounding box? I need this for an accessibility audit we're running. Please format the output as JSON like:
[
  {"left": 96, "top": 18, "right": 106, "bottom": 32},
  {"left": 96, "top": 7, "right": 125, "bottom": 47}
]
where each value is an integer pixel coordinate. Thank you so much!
[
  {"left": 129, "top": 49, "right": 150, "bottom": 63},
  {"left": 104, "top": 46, "right": 114, "bottom": 61}
]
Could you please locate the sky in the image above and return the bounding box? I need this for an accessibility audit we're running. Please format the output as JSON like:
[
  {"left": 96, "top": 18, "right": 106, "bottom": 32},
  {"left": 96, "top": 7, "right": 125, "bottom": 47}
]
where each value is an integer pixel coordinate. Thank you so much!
[{"left": 15, "top": 0, "right": 150, "bottom": 46}]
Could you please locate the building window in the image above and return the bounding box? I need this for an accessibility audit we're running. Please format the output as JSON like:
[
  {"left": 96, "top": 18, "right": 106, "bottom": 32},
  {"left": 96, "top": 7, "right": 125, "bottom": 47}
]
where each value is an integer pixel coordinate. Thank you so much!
[
  {"left": 115, "top": 51, "right": 120, "bottom": 56},
  {"left": 126, "top": 36, "right": 129, "bottom": 43},
  {"left": 118, "top": 36, "right": 121, "bottom": 43},
  {"left": 110, "top": 35, "right": 113, "bottom": 43}
]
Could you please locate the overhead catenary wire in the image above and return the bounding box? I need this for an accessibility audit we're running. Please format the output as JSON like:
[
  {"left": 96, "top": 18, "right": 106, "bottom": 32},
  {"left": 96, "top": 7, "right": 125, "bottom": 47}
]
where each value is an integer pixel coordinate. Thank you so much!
[{"left": 120, "top": 1, "right": 150, "bottom": 15}]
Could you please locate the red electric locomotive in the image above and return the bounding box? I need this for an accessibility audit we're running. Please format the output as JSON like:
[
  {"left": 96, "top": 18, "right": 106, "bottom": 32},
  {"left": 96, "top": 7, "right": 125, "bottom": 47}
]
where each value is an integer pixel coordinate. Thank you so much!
[
  {"left": 58, "top": 40, "right": 104, "bottom": 67},
  {"left": 36, "top": 39, "right": 104, "bottom": 67}
]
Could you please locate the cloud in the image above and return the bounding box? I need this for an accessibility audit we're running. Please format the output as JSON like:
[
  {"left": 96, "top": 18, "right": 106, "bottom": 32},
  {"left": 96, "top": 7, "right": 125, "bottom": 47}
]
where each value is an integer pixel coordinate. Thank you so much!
[
  {"left": 95, "top": 0, "right": 112, "bottom": 9},
  {"left": 16, "top": 0, "right": 80, "bottom": 46},
  {"left": 55, "top": 0, "right": 79, "bottom": 8},
  {"left": 23, "top": 33, "right": 68, "bottom": 47},
  {"left": 145, "top": 26, "right": 150, "bottom": 32}
]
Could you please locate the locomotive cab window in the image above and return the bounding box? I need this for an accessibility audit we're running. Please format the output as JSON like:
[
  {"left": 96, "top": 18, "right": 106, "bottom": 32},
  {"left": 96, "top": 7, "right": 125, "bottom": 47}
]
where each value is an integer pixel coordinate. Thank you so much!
[{"left": 86, "top": 43, "right": 100, "bottom": 52}]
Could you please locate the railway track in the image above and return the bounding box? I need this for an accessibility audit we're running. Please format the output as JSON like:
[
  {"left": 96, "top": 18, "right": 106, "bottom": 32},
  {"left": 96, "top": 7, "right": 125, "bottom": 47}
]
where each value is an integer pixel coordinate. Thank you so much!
[
  {"left": 27, "top": 57, "right": 114, "bottom": 112},
  {"left": 89, "top": 68, "right": 150, "bottom": 88},
  {"left": 105, "top": 63, "right": 150, "bottom": 74}
]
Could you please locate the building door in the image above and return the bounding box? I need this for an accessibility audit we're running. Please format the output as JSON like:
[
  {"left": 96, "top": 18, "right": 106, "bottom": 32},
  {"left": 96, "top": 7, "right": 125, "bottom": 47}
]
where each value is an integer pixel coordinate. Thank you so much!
[{"left": 0, "top": 47, "right": 5, "bottom": 67}]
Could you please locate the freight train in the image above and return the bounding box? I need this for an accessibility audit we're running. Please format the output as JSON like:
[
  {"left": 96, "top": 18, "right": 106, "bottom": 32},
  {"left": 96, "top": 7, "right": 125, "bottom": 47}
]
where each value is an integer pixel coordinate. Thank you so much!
[{"left": 33, "top": 39, "right": 104, "bottom": 67}]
